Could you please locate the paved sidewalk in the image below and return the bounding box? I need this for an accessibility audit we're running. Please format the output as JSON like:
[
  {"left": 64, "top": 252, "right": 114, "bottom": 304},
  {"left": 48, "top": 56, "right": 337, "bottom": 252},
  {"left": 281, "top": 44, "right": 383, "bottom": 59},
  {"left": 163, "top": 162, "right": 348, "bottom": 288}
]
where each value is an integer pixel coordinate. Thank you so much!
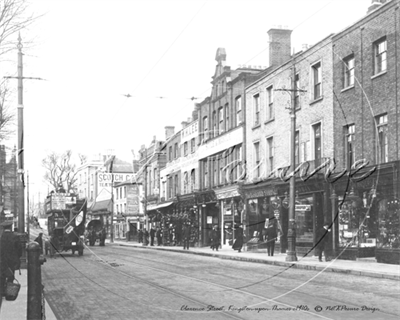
[
  {"left": 114, "top": 240, "right": 400, "bottom": 281},
  {"left": 0, "top": 269, "right": 57, "bottom": 320}
]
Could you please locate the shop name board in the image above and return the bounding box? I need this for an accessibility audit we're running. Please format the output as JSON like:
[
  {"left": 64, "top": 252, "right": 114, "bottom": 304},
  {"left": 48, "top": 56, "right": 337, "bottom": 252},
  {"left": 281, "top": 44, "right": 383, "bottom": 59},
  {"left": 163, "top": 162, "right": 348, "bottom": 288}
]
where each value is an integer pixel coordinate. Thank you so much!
[
  {"left": 198, "top": 126, "right": 242, "bottom": 159},
  {"left": 295, "top": 205, "right": 311, "bottom": 211},
  {"left": 98, "top": 173, "right": 136, "bottom": 188}
]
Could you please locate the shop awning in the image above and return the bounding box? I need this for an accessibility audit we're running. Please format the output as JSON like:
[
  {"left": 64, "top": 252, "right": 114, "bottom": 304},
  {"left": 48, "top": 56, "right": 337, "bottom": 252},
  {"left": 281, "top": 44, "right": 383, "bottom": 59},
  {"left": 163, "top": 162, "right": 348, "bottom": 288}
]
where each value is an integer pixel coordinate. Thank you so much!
[
  {"left": 89, "top": 199, "right": 112, "bottom": 213},
  {"left": 147, "top": 201, "right": 173, "bottom": 211}
]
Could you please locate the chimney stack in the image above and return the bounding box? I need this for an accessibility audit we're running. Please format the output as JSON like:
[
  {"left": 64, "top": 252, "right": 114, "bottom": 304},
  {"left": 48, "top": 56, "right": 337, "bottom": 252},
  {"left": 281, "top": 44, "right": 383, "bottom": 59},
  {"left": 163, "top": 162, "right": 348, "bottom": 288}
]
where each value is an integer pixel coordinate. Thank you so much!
[
  {"left": 132, "top": 160, "right": 139, "bottom": 173},
  {"left": 367, "top": 0, "right": 387, "bottom": 14},
  {"left": 165, "top": 126, "right": 175, "bottom": 140},
  {"left": 181, "top": 121, "right": 188, "bottom": 129},
  {"left": 267, "top": 28, "right": 292, "bottom": 67}
]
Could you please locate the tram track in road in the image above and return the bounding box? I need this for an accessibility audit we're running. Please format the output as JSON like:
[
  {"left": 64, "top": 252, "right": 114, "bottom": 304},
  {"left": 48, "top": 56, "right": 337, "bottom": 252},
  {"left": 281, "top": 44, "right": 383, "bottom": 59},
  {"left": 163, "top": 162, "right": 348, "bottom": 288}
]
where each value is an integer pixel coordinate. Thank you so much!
[
  {"left": 84, "top": 245, "right": 400, "bottom": 320},
  {"left": 82, "top": 246, "right": 341, "bottom": 320}
]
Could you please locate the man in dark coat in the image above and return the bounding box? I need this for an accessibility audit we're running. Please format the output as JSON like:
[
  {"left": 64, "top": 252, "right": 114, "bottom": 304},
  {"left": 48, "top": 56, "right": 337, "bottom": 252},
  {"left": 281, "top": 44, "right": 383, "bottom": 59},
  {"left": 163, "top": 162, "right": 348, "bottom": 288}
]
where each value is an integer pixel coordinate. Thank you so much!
[
  {"left": 34, "top": 232, "right": 44, "bottom": 255},
  {"left": 232, "top": 225, "right": 244, "bottom": 253},
  {"left": 316, "top": 224, "right": 331, "bottom": 262},
  {"left": 0, "top": 222, "right": 22, "bottom": 296},
  {"left": 138, "top": 229, "right": 143, "bottom": 243},
  {"left": 156, "top": 227, "right": 162, "bottom": 246},
  {"left": 150, "top": 226, "right": 156, "bottom": 246},
  {"left": 210, "top": 225, "right": 220, "bottom": 251},
  {"left": 99, "top": 228, "right": 106, "bottom": 246},
  {"left": 182, "top": 223, "right": 191, "bottom": 250},
  {"left": 143, "top": 228, "right": 149, "bottom": 246},
  {"left": 265, "top": 219, "right": 278, "bottom": 256}
]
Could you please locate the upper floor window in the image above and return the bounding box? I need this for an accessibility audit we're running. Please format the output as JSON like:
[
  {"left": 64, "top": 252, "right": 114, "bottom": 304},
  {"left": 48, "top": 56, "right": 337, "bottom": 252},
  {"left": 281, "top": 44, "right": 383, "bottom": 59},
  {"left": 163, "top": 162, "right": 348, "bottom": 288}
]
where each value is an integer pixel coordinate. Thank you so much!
[
  {"left": 344, "top": 124, "right": 355, "bottom": 169},
  {"left": 191, "top": 138, "right": 195, "bottom": 153},
  {"left": 376, "top": 114, "right": 388, "bottom": 163},
  {"left": 222, "top": 80, "right": 226, "bottom": 93},
  {"left": 174, "top": 174, "right": 178, "bottom": 196},
  {"left": 312, "top": 62, "right": 322, "bottom": 100},
  {"left": 203, "top": 160, "right": 209, "bottom": 189},
  {"left": 235, "top": 96, "right": 242, "bottom": 125},
  {"left": 254, "top": 142, "right": 260, "bottom": 178},
  {"left": 168, "top": 176, "right": 173, "bottom": 199},
  {"left": 294, "top": 73, "right": 300, "bottom": 109},
  {"left": 218, "top": 107, "right": 224, "bottom": 134},
  {"left": 374, "top": 37, "right": 387, "bottom": 75},
  {"left": 312, "top": 123, "right": 322, "bottom": 166},
  {"left": 213, "top": 111, "right": 217, "bottom": 138},
  {"left": 203, "top": 116, "right": 208, "bottom": 140},
  {"left": 266, "top": 86, "right": 274, "bottom": 120},
  {"left": 174, "top": 143, "right": 178, "bottom": 159},
  {"left": 253, "top": 94, "right": 260, "bottom": 126},
  {"left": 183, "top": 172, "right": 188, "bottom": 194},
  {"left": 344, "top": 55, "right": 355, "bottom": 88},
  {"left": 236, "top": 145, "right": 243, "bottom": 179},
  {"left": 267, "top": 137, "right": 274, "bottom": 174},
  {"left": 183, "top": 142, "right": 188, "bottom": 156},
  {"left": 224, "top": 104, "right": 229, "bottom": 132},
  {"left": 190, "top": 169, "right": 195, "bottom": 192},
  {"left": 169, "top": 146, "right": 173, "bottom": 161}
]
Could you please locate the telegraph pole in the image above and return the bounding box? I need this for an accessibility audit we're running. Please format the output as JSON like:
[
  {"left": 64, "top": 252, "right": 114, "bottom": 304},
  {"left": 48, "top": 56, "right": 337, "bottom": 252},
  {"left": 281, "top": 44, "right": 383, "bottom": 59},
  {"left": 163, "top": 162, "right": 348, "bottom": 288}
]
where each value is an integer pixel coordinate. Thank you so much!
[
  {"left": 4, "top": 34, "right": 45, "bottom": 268},
  {"left": 110, "top": 156, "right": 115, "bottom": 243},
  {"left": 275, "top": 65, "right": 306, "bottom": 262}
]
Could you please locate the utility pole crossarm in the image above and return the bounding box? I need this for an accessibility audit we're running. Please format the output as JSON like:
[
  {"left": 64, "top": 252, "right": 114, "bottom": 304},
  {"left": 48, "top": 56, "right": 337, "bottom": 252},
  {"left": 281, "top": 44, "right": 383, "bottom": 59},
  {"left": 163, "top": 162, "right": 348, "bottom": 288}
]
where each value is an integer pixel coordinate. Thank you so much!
[{"left": 4, "top": 76, "right": 46, "bottom": 81}]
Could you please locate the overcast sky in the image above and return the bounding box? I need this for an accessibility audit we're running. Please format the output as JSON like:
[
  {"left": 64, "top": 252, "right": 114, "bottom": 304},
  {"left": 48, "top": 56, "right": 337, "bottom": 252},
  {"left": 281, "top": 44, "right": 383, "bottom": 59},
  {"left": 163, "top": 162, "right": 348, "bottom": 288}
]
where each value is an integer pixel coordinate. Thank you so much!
[{"left": 2, "top": 0, "right": 372, "bottom": 197}]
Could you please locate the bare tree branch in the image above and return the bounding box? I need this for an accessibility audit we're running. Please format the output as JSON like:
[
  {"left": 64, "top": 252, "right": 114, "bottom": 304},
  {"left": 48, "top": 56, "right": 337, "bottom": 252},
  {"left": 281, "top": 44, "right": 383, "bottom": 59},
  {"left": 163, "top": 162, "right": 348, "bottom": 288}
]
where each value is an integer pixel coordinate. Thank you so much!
[{"left": 42, "top": 150, "right": 78, "bottom": 193}]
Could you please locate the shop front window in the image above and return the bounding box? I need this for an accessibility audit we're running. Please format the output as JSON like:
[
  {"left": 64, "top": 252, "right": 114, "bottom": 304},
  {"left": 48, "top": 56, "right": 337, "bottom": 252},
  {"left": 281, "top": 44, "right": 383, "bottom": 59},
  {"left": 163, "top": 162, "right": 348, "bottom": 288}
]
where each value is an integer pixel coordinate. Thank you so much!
[
  {"left": 377, "top": 198, "right": 400, "bottom": 249},
  {"left": 338, "top": 194, "right": 378, "bottom": 248},
  {"left": 295, "top": 196, "right": 313, "bottom": 243}
]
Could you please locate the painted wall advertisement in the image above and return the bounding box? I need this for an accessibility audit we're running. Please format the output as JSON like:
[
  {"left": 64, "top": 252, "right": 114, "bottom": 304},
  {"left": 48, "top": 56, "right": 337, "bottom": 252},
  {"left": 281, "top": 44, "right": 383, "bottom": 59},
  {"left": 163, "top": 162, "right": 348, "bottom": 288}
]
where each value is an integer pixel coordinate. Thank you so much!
[{"left": 96, "top": 173, "right": 136, "bottom": 202}]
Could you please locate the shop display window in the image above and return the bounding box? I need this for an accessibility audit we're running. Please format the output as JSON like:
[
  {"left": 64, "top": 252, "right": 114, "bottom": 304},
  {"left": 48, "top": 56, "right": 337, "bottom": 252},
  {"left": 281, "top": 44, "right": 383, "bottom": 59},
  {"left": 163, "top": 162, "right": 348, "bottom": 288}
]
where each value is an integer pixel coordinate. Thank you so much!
[
  {"left": 377, "top": 198, "right": 400, "bottom": 249},
  {"left": 338, "top": 196, "right": 378, "bottom": 248},
  {"left": 295, "top": 195, "right": 313, "bottom": 243}
]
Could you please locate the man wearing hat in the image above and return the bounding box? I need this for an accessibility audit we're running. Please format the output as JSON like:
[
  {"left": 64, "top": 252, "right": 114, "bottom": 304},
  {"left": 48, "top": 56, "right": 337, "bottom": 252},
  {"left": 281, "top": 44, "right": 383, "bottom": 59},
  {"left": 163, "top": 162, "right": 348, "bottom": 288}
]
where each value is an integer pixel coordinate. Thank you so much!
[
  {"left": 0, "top": 221, "right": 22, "bottom": 296},
  {"left": 316, "top": 224, "right": 331, "bottom": 262}
]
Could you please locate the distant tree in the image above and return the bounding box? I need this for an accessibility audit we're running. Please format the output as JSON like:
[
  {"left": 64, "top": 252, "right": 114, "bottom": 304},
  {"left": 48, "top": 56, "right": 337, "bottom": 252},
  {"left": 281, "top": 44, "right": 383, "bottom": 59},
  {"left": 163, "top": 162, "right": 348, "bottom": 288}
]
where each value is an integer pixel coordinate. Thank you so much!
[
  {"left": 42, "top": 150, "right": 78, "bottom": 193},
  {"left": 0, "top": 0, "right": 37, "bottom": 57},
  {"left": 0, "top": 80, "right": 15, "bottom": 142}
]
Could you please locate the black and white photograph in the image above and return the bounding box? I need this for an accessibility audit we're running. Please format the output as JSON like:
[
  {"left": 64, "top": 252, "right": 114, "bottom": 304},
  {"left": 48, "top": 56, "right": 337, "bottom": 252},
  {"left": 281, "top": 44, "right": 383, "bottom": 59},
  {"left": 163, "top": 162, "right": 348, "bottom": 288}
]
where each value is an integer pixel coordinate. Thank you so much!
[{"left": 0, "top": 0, "right": 399, "bottom": 319}]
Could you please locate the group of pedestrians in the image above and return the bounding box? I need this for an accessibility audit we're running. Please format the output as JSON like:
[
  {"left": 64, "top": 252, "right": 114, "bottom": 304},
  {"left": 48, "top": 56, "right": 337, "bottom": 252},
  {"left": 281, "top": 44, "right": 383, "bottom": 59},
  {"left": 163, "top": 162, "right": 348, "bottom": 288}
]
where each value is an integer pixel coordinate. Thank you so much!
[{"left": 138, "top": 224, "right": 193, "bottom": 248}]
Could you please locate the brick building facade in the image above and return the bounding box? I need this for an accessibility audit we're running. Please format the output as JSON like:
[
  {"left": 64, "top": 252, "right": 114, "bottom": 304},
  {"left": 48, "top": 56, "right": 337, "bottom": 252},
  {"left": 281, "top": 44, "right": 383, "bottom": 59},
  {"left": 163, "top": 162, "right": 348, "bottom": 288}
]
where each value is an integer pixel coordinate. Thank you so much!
[{"left": 331, "top": 0, "right": 400, "bottom": 262}]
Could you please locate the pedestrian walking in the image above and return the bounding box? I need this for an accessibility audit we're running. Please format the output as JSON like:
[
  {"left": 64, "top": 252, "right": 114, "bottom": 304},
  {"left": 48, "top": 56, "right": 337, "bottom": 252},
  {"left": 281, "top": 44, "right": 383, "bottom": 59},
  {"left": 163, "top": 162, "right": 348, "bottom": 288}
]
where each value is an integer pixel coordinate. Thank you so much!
[
  {"left": 138, "top": 229, "right": 143, "bottom": 243},
  {"left": 210, "top": 225, "right": 220, "bottom": 251},
  {"left": 0, "top": 221, "right": 22, "bottom": 297},
  {"left": 150, "top": 226, "right": 156, "bottom": 246},
  {"left": 99, "top": 228, "right": 106, "bottom": 246},
  {"left": 156, "top": 227, "right": 162, "bottom": 246},
  {"left": 143, "top": 228, "right": 149, "bottom": 246},
  {"left": 316, "top": 224, "right": 331, "bottom": 262},
  {"left": 34, "top": 232, "right": 44, "bottom": 255},
  {"left": 265, "top": 219, "right": 277, "bottom": 256},
  {"left": 232, "top": 224, "right": 244, "bottom": 253},
  {"left": 182, "top": 223, "right": 191, "bottom": 250}
]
